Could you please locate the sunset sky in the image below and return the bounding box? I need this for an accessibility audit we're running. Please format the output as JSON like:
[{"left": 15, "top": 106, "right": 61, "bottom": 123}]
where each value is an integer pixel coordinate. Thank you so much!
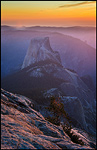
[{"left": 1, "top": 1, "right": 96, "bottom": 27}]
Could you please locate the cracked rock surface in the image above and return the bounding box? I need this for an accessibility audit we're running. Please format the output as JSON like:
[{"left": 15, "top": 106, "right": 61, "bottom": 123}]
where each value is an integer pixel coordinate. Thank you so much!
[{"left": 1, "top": 89, "right": 95, "bottom": 149}]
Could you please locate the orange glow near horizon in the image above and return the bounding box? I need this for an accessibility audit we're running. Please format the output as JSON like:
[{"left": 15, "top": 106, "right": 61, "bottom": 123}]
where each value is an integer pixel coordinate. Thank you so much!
[{"left": 1, "top": 1, "right": 96, "bottom": 27}]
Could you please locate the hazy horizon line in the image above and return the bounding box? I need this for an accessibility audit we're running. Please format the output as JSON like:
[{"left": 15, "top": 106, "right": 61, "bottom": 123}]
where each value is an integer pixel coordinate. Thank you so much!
[{"left": 1, "top": 24, "right": 96, "bottom": 28}]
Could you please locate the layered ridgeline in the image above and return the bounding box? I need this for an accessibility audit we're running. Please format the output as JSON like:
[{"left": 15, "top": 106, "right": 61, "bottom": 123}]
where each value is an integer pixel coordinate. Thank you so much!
[
  {"left": 1, "top": 37, "right": 96, "bottom": 138},
  {"left": 1, "top": 89, "right": 96, "bottom": 149},
  {"left": 1, "top": 27, "right": 96, "bottom": 84}
]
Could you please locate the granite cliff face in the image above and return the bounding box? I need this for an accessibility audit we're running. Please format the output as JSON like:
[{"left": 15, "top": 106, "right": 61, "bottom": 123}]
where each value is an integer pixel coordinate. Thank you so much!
[
  {"left": 1, "top": 28, "right": 96, "bottom": 84},
  {"left": 1, "top": 37, "right": 96, "bottom": 138},
  {"left": 21, "top": 37, "right": 61, "bottom": 69},
  {"left": 1, "top": 89, "right": 96, "bottom": 149}
]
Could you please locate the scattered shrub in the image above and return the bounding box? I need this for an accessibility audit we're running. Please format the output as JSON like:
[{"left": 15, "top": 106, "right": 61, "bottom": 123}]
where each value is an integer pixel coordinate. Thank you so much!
[
  {"left": 63, "top": 125, "right": 72, "bottom": 137},
  {"left": 45, "top": 116, "right": 60, "bottom": 125},
  {"left": 45, "top": 96, "right": 84, "bottom": 146},
  {"left": 71, "top": 134, "right": 84, "bottom": 145},
  {"left": 45, "top": 96, "right": 71, "bottom": 127},
  {"left": 64, "top": 128, "right": 84, "bottom": 146}
]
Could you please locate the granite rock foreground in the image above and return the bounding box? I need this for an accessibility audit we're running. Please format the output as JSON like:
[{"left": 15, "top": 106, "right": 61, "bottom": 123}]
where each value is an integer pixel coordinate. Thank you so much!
[{"left": 1, "top": 89, "right": 96, "bottom": 149}]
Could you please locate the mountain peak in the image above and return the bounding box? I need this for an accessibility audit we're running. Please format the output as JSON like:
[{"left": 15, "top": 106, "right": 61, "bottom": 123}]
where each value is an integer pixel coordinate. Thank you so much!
[{"left": 21, "top": 37, "right": 61, "bottom": 69}]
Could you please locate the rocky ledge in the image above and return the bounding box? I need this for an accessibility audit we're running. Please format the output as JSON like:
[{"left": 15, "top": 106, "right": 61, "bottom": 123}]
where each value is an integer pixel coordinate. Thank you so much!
[{"left": 1, "top": 89, "right": 96, "bottom": 149}]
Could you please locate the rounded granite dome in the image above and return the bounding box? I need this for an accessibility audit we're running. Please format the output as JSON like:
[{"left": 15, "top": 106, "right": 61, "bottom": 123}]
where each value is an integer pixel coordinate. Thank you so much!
[{"left": 21, "top": 37, "right": 61, "bottom": 69}]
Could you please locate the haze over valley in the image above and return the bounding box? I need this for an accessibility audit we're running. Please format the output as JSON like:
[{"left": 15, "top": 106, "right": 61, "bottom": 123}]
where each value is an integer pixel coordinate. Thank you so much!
[
  {"left": 1, "top": 25, "right": 96, "bottom": 84},
  {"left": 1, "top": 1, "right": 96, "bottom": 149}
]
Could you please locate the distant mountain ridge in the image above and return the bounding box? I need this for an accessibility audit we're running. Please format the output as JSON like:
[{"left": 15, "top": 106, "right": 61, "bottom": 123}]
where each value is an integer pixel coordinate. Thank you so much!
[
  {"left": 1, "top": 25, "right": 16, "bottom": 31},
  {"left": 1, "top": 25, "right": 96, "bottom": 31},
  {"left": 24, "top": 26, "right": 96, "bottom": 31},
  {"left": 1, "top": 25, "right": 96, "bottom": 82},
  {"left": 1, "top": 25, "right": 96, "bottom": 83}
]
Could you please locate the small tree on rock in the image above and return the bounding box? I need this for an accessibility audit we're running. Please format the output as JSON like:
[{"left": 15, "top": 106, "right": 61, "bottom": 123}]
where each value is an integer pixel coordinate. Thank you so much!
[{"left": 46, "top": 96, "right": 71, "bottom": 128}]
